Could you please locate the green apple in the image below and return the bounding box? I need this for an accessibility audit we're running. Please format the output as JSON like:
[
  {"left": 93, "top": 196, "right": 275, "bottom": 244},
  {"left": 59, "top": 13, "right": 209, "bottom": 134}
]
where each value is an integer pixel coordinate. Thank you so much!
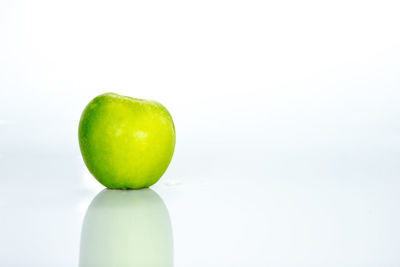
[
  {"left": 79, "top": 189, "right": 173, "bottom": 267},
  {"left": 79, "top": 93, "right": 175, "bottom": 189}
]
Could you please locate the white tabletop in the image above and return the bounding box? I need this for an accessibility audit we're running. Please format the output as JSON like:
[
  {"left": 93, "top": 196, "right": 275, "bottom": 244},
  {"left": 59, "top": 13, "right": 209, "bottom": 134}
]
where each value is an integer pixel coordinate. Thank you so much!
[{"left": 1, "top": 144, "right": 399, "bottom": 266}]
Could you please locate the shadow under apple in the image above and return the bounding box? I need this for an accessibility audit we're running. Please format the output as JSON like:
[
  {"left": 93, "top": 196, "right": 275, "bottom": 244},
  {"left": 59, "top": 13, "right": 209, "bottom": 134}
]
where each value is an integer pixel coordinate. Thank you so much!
[{"left": 79, "top": 189, "right": 173, "bottom": 267}]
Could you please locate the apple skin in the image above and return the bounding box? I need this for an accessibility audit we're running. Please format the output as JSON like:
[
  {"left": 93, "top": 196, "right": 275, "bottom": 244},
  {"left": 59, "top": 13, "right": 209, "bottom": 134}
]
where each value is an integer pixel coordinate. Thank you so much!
[
  {"left": 79, "top": 189, "right": 173, "bottom": 267},
  {"left": 79, "top": 93, "right": 175, "bottom": 189}
]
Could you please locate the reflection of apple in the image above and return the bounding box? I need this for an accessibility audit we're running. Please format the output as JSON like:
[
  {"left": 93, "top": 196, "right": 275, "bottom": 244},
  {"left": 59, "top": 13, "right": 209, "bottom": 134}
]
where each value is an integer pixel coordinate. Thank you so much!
[
  {"left": 79, "top": 189, "right": 173, "bottom": 267},
  {"left": 79, "top": 93, "right": 176, "bottom": 189}
]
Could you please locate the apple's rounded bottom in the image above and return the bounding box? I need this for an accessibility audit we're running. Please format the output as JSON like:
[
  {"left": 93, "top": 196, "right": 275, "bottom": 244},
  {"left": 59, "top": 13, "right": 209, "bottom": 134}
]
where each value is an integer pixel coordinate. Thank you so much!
[{"left": 105, "top": 186, "right": 150, "bottom": 190}]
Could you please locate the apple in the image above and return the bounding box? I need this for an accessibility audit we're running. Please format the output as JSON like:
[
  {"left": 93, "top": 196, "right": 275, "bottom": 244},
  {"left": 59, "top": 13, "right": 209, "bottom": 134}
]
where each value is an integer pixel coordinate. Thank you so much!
[
  {"left": 79, "top": 93, "right": 175, "bottom": 189},
  {"left": 79, "top": 189, "right": 173, "bottom": 267}
]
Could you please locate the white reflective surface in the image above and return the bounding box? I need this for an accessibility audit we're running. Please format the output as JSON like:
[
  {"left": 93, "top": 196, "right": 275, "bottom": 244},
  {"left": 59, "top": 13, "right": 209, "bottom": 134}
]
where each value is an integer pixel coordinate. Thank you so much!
[{"left": 1, "top": 151, "right": 400, "bottom": 266}]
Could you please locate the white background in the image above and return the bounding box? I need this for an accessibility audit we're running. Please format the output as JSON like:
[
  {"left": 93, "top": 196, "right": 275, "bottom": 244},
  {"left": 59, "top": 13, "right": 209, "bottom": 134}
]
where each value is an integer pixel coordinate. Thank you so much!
[{"left": 1, "top": 0, "right": 400, "bottom": 266}]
